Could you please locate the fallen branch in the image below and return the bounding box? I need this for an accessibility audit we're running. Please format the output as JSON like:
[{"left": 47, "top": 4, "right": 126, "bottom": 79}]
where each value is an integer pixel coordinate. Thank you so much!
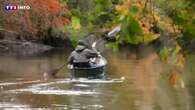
[
  {"left": 0, "top": 44, "right": 8, "bottom": 50},
  {"left": 0, "top": 28, "right": 18, "bottom": 34}
]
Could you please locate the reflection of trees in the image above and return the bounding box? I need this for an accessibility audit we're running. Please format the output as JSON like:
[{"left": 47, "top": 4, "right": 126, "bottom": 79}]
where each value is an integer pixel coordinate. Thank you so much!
[
  {"left": 106, "top": 48, "right": 190, "bottom": 110},
  {"left": 0, "top": 50, "right": 192, "bottom": 109},
  {"left": 0, "top": 52, "right": 69, "bottom": 79}
]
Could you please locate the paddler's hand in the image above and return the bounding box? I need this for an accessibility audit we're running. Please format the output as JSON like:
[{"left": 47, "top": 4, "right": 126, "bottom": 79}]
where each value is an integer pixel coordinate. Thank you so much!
[
  {"left": 67, "top": 64, "right": 73, "bottom": 69},
  {"left": 97, "top": 52, "right": 101, "bottom": 56}
]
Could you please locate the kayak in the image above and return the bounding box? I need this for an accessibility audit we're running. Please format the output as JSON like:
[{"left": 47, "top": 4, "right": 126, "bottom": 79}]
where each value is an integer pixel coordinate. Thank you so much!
[{"left": 68, "top": 56, "right": 107, "bottom": 79}]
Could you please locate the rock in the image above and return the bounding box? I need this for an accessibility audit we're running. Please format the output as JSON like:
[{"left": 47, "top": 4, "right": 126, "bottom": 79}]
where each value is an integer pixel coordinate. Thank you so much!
[{"left": 0, "top": 40, "right": 53, "bottom": 56}]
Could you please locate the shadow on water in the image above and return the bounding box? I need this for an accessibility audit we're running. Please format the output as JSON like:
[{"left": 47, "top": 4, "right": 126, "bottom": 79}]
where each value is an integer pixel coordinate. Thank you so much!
[{"left": 0, "top": 48, "right": 194, "bottom": 110}]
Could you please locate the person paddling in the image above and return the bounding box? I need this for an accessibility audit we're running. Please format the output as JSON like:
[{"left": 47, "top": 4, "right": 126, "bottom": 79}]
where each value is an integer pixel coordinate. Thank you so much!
[
  {"left": 44, "top": 25, "right": 121, "bottom": 78},
  {"left": 67, "top": 40, "right": 99, "bottom": 68}
]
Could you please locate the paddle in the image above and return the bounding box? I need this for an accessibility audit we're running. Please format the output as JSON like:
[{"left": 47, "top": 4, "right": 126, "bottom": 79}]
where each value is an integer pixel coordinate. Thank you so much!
[
  {"left": 44, "top": 25, "right": 121, "bottom": 78},
  {"left": 92, "top": 25, "right": 121, "bottom": 50},
  {"left": 43, "top": 63, "right": 67, "bottom": 78}
]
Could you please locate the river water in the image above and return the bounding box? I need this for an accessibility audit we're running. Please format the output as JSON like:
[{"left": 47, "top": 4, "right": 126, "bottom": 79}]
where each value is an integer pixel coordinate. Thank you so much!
[{"left": 0, "top": 49, "right": 194, "bottom": 110}]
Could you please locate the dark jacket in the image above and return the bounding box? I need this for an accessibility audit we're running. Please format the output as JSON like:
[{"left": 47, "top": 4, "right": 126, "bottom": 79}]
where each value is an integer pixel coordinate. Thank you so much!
[{"left": 68, "top": 45, "right": 98, "bottom": 64}]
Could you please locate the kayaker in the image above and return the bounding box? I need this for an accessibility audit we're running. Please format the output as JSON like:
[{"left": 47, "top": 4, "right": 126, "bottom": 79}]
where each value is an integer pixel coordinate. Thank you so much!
[{"left": 67, "top": 40, "right": 99, "bottom": 68}]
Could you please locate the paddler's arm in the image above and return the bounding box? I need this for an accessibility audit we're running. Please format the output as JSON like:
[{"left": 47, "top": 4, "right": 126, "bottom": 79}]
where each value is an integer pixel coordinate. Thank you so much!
[
  {"left": 85, "top": 49, "right": 99, "bottom": 58},
  {"left": 67, "top": 53, "right": 74, "bottom": 64}
]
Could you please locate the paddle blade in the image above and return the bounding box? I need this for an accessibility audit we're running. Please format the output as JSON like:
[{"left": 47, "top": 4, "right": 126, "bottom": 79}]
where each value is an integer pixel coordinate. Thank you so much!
[{"left": 107, "top": 25, "right": 121, "bottom": 39}]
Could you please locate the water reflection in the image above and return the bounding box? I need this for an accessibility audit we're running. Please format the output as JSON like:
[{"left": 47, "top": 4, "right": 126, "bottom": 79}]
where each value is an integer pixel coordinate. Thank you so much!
[{"left": 0, "top": 49, "right": 194, "bottom": 110}]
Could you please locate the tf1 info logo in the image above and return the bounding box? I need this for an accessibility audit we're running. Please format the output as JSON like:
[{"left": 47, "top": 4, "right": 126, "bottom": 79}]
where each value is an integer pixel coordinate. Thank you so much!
[{"left": 4, "top": 4, "right": 30, "bottom": 11}]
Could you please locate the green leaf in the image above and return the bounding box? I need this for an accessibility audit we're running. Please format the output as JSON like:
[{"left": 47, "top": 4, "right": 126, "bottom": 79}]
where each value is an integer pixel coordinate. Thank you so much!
[
  {"left": 129, "top": 5, "right": 139, "bottom": 14},
  {"left": 106, "top": 42, "right": 119, "bottom": 52},
  {"left": 192, "top": 19, "right": 195, "bottom": 24},
  {"left": 120, "top": 15, "right": 143, "bottom": 44},
  {"left": 71, "top": 16, "right": 81, "bottom": 29},
  {"left": 184, "top": 24, "right": 195, "bottom": 39},
  {"left": 127, "top": 16, "right": 142, "bottom": 34},
  {"left": 159, "top": 47, "right": 169, "bottom": 61},
  {"left": 143, "top": 33, "right": 158, "bottom": 44},
  {"left": 59, "top": 0, "right": 68, "bottom": 4}
]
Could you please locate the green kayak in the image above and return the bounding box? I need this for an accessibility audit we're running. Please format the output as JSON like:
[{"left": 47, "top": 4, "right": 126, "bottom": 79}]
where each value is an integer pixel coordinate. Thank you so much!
[{"left": 68, "top": 56, "right": 107, "bottom": 79}]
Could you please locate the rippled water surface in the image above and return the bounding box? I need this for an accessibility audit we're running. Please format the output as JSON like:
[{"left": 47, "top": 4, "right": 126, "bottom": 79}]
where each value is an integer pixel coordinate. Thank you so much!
[{"left": 0, "top": 49, "right": 194, "bottom": 110}]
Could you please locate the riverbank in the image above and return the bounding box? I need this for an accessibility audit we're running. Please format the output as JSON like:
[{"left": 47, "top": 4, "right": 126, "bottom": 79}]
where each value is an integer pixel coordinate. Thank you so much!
[
  {"left": 0, "top": 34, "right": 195, "bottom": 57},
  {"left": 0, "top": 40, "right": 54, "bottom": 56}
]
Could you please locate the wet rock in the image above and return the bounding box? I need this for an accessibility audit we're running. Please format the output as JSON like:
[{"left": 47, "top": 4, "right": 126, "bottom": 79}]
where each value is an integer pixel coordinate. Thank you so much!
[{"left": 0, "top": 40, "right": 53, "bottom": 56}]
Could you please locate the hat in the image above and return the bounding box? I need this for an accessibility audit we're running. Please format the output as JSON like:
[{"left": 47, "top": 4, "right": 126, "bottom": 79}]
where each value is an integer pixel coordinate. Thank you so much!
[{"left": 78, "top": 40, "right": 88, "bottom": 47}]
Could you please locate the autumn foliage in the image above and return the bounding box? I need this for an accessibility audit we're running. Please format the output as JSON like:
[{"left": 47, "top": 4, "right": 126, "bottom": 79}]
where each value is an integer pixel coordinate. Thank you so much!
[{"left": 0, "top": 0, "right": 69, "bottom": 40}]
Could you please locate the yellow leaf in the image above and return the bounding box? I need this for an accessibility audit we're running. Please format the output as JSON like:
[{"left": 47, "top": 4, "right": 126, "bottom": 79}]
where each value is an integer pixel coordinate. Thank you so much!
[
  {"left": 143, "top": 33, "right": 158, "bottom": 44},
  {"left": 180, "top": 78, "right": 185, "bottom": 88},
  {"left": 176, "top": 54, "right": 185, "bottom": 68},
  {"left": 175, "top": 44, "right": 181, "bottom": 53},
  {"left": 115, "top": 5, "right": 125, "bottom": 13},
  {"left": 123, "top": 0, "right": 130, "bottom": 6}
]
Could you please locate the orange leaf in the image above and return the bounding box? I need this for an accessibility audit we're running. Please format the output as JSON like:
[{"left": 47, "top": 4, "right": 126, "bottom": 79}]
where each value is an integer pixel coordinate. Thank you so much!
[{"left": 168, "top": 70, "right": 178, "bottom": 86}]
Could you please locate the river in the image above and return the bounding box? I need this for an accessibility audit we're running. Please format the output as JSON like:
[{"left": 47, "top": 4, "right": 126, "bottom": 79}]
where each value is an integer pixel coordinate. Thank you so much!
[{"left": 0, "top": 48, "right": 194, "bottom": 110}]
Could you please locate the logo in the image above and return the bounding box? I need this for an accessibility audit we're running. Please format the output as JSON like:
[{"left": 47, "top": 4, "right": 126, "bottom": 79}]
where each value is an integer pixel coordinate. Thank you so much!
[{"left": 4, "top": 4, "right": 30, "bottom": 11}]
